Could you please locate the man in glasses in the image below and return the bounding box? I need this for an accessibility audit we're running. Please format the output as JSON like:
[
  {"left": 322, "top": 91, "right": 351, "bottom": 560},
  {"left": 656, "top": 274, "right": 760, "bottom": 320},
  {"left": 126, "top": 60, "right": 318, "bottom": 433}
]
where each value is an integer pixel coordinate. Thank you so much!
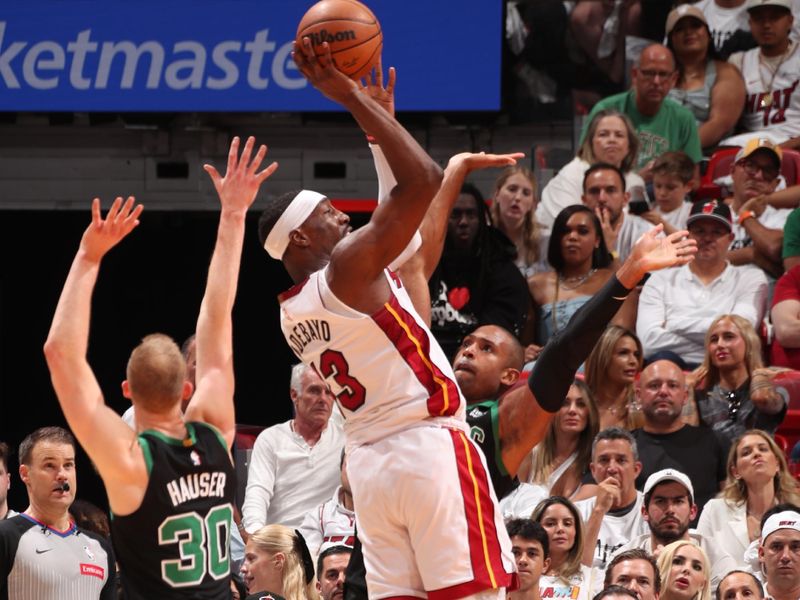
[
  {"left": 581, "top": 43, "right": 702, "bottom": 179},
  {"left": 637, "top": 199, "right": 768, "bottom": 367},
  {"left": 726, "top": 137, "right": 791, "bottom": 278}
]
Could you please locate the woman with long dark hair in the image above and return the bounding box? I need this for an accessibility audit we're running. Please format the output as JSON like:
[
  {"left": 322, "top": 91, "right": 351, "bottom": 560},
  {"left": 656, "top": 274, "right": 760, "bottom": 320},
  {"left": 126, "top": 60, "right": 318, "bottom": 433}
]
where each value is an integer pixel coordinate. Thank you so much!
[{"left": 529, "top": 205, "right": 636, "bottom": 347}]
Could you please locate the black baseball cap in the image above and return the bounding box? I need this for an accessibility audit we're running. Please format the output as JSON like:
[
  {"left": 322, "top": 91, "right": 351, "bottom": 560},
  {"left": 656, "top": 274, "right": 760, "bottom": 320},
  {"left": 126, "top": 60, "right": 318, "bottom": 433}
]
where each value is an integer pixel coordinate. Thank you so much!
[{"left": 686, "top": 199, "right": 733, "bottom": 232}]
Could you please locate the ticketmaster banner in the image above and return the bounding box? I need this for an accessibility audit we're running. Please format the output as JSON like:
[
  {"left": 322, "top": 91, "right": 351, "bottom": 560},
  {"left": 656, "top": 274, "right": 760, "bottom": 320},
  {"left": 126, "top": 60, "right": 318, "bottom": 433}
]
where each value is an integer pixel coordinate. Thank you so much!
[{"left": 0, "top": 1, "right": 501, "bottom": 111}]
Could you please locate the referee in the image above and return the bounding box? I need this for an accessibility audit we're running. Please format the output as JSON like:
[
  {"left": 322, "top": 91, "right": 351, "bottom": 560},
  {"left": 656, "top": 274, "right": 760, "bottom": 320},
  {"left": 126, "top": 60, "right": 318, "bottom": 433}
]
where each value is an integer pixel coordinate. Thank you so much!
[{"left": 0, "top": 427, "right": 116, "bottom": 599}]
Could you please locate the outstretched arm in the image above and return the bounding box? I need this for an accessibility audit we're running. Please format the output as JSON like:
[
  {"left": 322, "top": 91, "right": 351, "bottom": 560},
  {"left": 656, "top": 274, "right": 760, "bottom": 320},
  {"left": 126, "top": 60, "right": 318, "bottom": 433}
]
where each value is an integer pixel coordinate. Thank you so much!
[
  {"left": 184, "top": 137, "right": 277, "bottom": 448},
  {"left": 398, "top": 152, "right": 524, "bottom": 325},
  {"left": 43, "top": 198, "right": 145, "bottom": 494},
  {"left": 496, "top": 227, "right": 698, "bottom": 476},
  {"left": 293, "top": 43, "right": 442, "bottom": 307}
]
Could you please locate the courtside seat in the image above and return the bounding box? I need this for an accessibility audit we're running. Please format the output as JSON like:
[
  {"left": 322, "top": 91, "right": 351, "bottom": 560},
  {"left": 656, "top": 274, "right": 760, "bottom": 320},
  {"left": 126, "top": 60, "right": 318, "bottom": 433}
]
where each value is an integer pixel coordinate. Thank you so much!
[{"left": 694, "top": 147, "right": 739, "bottom": 201}]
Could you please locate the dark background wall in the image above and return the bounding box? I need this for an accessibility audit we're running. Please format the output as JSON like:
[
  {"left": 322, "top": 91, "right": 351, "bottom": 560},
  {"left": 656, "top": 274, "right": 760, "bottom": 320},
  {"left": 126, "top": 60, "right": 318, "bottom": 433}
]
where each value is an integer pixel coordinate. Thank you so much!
[{"left": 0, "top": 208, "right": 323, "bottom": 512}]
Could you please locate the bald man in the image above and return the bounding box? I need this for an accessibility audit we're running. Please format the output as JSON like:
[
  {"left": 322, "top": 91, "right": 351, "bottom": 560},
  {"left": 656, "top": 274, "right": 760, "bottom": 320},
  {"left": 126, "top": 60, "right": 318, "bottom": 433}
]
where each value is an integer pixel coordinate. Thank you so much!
[{"left": 632, "top": 359, "right": 727, "bottom": 515}]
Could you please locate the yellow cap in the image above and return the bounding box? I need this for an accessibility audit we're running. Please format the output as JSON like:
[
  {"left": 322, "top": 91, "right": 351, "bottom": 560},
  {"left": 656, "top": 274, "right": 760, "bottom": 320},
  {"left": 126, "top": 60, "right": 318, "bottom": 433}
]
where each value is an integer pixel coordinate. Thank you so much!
[{"left": 734, "top": 137, "right": 782, "bottom": 167}]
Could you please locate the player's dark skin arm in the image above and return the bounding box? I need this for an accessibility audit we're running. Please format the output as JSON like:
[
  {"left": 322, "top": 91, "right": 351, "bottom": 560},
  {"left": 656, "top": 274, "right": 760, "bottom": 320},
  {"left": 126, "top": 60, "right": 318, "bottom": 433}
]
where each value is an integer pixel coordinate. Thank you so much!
[{"left": 293, "top": 41, "right": 441, "bottom": 313}]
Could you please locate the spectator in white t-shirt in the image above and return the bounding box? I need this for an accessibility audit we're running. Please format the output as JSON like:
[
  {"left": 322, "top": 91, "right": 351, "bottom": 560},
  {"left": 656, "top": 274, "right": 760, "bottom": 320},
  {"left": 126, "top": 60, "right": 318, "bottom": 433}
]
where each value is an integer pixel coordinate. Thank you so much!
[
  {"left": 693, "top": 0, "right": 751, "bottom": 54},
  {"left": 242, "top": 363, "right": 345, "bottom": 531},
  {"left": 575, "top": 428, "right": 649, "bottom": 569}
]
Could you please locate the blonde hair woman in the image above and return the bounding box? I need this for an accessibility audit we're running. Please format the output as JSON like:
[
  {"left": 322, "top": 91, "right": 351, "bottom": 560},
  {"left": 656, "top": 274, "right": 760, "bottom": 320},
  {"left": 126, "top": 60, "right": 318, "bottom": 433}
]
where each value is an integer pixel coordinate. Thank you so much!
[
  {"left": 584, "top": 325, "right": 644, "bottom": 430},
  {"left": 691, "top": 314, "right": 785, "bottom": 447},
  {"left": 240, "top": 525, "right": 318, "bottom": 600},
  {"left": 490, "top": 165, "right": 544, "bottom": 278},
  {"left": 697, "top": 430, "right": 800, "bottom": 569},
  {"left": 536, "top": 109, "right": 645, "bottom": 229},
  {"left": 656, "top": 541, "right": 712, "bottom": 600}
]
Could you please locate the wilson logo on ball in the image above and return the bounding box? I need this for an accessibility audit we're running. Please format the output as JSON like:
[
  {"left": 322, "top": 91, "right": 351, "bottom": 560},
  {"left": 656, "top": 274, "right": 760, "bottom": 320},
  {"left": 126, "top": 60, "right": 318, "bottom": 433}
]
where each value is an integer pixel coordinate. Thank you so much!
[
  {"left": 296, "top": 0, "right": 383, "bottom": 80},
  {"left": 306, "top": 29, "right": 358, "bottom": 46}
]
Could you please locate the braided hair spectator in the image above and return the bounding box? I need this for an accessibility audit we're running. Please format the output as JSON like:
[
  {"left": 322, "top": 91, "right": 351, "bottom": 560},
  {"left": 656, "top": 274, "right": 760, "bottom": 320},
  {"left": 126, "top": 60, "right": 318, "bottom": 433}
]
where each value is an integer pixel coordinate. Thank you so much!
[{"left": 429, "top": 182, "right": 530, "bottom": 359}]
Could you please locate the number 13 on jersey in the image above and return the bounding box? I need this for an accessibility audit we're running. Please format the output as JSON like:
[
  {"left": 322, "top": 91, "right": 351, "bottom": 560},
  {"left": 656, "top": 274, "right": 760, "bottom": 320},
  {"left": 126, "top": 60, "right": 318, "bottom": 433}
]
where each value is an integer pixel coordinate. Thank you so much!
[{"left": 316, "top": 349, "right": 366, "bottom": 411}]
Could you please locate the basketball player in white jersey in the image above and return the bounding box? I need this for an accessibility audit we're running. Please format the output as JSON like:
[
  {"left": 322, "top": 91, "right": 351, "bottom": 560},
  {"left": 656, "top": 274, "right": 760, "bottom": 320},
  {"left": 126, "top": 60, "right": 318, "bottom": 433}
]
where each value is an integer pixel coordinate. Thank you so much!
[
  {"left": 259, "top": 40, "right": 519, "bottom": 599},
  {"left": 724, "top": 0, "right": 800, "bottom": 148}
]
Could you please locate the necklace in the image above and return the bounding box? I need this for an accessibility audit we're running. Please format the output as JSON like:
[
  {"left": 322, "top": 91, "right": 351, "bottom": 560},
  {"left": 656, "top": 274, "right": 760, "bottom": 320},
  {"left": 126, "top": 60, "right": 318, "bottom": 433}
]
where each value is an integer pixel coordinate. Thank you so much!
[
  {"left": 558, "top": 268, "right": 597, "bottom": 291},
  {"left": 601, "top": 402, "right": 626, "bottom": 416},
  {"left": 758, "top": 41, "right": 795, "bottom": 108}
]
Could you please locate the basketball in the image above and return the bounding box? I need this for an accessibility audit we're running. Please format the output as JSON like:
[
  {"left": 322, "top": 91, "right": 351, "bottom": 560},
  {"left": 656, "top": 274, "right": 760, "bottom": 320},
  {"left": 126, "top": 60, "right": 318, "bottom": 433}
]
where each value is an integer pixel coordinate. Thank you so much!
[{"left": 296, "top": 0, "right": 383, "bottom": 80}]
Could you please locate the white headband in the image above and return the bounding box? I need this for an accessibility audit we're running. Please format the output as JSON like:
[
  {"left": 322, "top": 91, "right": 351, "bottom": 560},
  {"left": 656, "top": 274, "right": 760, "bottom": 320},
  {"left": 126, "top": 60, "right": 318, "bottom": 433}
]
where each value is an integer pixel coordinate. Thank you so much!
[
  {"left": 264, "top": 190, "right": 326, "bottom": 259},
  {"left": 762, "top": 511, "right": 800, "bottom": 542}
]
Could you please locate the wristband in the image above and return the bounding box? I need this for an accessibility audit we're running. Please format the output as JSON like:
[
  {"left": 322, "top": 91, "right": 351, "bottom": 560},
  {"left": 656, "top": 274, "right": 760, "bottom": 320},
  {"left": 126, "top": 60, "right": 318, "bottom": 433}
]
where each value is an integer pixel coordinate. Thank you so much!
[
  {"left": 738, "top": 210, "right": 756, "bottom": 225},
  {"left": 365, "top": 134, "right": 377, "bottom": 145}
]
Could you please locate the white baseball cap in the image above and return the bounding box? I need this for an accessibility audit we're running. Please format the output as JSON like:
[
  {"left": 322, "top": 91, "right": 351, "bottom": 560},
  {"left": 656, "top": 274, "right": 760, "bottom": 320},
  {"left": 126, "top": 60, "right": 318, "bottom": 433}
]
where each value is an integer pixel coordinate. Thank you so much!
[
  {"left": 747, "top": 0, "right": 793, "bottom": 11},
  {"left": 643, "top": 468, "right": 694, "bottom": 503},
  {"left": 761, "top": 510, "right": 800, "bottom": 542}
]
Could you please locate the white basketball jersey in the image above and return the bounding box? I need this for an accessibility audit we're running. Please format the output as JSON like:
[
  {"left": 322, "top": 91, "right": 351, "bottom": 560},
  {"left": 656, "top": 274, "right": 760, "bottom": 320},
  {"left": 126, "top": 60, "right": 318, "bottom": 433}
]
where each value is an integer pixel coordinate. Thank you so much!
[
  {"left": 279, "top": 267, "right": 466, "bottom": 446},
  {"left": 740, "top": 44, "right": 800, "bottom": 140}
]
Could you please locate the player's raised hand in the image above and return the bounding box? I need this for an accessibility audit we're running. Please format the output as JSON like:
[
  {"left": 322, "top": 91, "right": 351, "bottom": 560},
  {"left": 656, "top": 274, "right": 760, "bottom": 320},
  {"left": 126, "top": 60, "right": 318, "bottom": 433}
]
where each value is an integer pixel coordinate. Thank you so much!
[
  {"left": 293, "top": 38, "right": 360, "bottom": 104},
  {"left": 631, "top": 225, "right": 698, "bottom": 272},
  {"left": 359, "top": 61, "right": 395, "bottom": 117},
  {"left": 80, "top": 196, "right": 143, "bottom": 263},
  {"left": 616, "top": 225, "right": 698, "bottom": 289},
  {"left": 203, "top": 136, "right": 278, "bottom": 213},
  {"left": 447, "top": 151, "right": 525, "bottom": 175}
]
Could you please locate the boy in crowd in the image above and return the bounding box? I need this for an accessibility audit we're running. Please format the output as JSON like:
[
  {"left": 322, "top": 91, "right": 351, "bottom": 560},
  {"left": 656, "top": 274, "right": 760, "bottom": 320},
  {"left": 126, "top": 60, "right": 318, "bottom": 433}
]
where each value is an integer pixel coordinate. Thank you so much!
[
  {"left": 507, "top": 519, "right": 550, "bottom": 600},
  {"left": 643, "top": 151, "right": 695, "bottom": 234}
]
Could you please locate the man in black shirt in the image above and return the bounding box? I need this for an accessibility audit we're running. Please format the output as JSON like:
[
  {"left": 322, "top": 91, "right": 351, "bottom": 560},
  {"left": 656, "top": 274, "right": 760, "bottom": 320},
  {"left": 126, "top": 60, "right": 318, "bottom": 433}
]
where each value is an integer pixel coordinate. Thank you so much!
[{"left": 632, "top": 359, "right": 727, "bottom": 517}]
